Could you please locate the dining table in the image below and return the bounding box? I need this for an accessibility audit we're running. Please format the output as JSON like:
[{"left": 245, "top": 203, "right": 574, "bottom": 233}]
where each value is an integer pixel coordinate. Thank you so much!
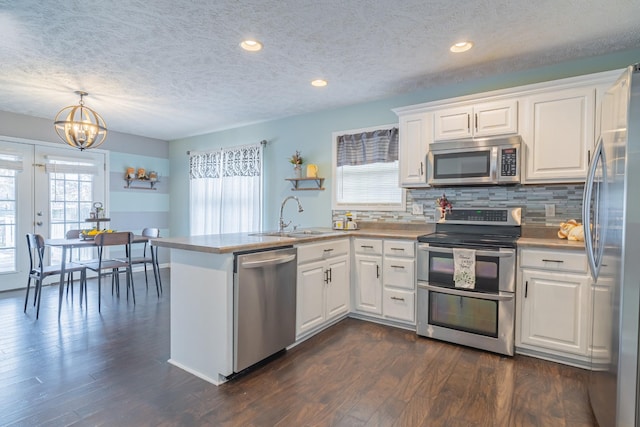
[{"left": 45, "top": 234, "right": 157, "bottom": 317}]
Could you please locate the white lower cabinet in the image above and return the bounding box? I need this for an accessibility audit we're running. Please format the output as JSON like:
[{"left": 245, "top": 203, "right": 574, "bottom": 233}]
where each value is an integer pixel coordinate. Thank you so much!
[
  {"left": 296, "top": 239, "right": 350, "bottom": 338},
  {"left": 353, "top": 239, "right": 383, "bottom": 315},
  {"left": 353, "top": 238, "right": 416, "bottom": 326},
  {"left": 517, "top": 247, "right": 592, "bottom": 365}
]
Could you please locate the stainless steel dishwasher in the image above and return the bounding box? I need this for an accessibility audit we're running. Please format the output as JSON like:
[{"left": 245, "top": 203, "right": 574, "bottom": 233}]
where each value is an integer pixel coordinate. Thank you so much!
[{"left": 233, "top": 246, "right": 297, "bottom": 373}]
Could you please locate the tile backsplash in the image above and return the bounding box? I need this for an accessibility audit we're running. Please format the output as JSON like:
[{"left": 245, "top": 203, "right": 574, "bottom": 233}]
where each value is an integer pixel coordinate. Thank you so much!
[{"left": 333, "top": 184, "right": 584, "bottom": 226}]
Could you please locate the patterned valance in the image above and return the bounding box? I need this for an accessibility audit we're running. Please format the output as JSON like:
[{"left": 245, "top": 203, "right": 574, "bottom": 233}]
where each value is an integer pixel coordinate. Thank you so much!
[
  {"left": 190, "top": 144, "right": 261, "bottom": 179},
  {"left": 336, "top": 127, "right": 399, "bottom": 167}
]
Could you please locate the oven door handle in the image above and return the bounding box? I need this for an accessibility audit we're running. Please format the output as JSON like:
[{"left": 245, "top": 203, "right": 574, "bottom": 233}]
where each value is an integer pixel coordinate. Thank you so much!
[
  {"left": 417, "top": 244, "right": 514, "bottom": 258},
  {"left": 419, "top": 283, "right": 514, "bottom": 301}
]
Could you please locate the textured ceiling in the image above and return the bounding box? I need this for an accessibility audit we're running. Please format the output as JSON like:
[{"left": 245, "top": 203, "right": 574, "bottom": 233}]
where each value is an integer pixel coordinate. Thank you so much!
[{"left": 0, "top": 0, "right": 639, "bottom": 141}]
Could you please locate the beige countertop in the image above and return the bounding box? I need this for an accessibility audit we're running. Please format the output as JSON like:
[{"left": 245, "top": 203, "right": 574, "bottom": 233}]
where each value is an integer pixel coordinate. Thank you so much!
[
  {"left": 517, "top": 225, "right": 585, "bottom": 250},
  {"left": 153, "top": 223, "right": 589, "bottom": 254},
  {"left": 152, "top": 223, "right": 434, "bottom": 254}
]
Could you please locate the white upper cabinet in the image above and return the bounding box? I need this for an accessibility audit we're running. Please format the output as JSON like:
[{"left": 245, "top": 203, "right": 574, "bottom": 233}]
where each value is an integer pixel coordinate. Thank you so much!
[
  {"left": 398, "top": 112, "right": 430, "bottom": 187},
  {"left": 433, "top": 99, "right": 518, "bottom": 141},
  {"left": 520, "top": 86, "right": 596, "bottom": 183}
]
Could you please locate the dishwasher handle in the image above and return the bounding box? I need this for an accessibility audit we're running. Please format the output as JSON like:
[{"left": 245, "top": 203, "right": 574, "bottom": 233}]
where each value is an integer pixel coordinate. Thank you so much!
[{"left": 241, "top": 253, "right": 296, "bottom": 269}]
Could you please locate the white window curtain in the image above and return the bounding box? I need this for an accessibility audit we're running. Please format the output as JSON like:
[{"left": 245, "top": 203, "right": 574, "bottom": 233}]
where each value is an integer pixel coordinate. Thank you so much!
[
  {"left": 44, "top": 155, "right": 99, "bottom": 175},
  {"left": 189, "top": 144, "right": 262, "bottom": 235}
]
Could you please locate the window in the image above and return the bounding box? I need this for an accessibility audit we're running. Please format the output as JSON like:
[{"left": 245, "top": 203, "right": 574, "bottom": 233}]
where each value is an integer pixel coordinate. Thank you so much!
[
  {"left": 44, "top": 155, "right": 100, "bottom": 264},
  {"left": 0, "top": 153, "right": 23, "bottom": 273},
  {"left": 332, "top": 125, "right": 405, "bottom": 211},
  {"left": 189, "top": 144, "right": 262, "bottom": 235}
]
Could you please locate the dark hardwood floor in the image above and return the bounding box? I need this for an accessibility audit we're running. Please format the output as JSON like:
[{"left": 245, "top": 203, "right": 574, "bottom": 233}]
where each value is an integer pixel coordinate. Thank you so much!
[{"left": 0, "top": 270, "right": 597, "bottom": 427}]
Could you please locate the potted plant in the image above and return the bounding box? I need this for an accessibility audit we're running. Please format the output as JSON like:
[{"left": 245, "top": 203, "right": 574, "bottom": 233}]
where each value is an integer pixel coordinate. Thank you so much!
[{"left": 289, "top": 151, "right": 304, "bottom": 178}]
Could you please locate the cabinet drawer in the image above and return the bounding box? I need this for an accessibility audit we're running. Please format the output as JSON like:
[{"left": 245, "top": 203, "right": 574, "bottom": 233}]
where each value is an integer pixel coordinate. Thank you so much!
[
  {"left": 353, "top": 238, "right": 383, "bottom": 255},
  {"left": 519, "top": 248, "right": 587, "bottom": 273},
  {"left": 383, "top": 289, "right": 415, "bottom": 323},
  {"left": 383, "top": 240, "right": 415, "bottom": 257},
  {"left": 297, "top": 239, "right": 349, "bottom": 264},
  {"left": 383, "top": 258, "right": 415, "bottom": 290}
]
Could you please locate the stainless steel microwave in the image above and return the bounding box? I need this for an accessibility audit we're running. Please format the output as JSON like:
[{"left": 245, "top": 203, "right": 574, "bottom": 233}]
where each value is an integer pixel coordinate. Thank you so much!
[{"left": 427, "top": 136, "right": 521, "bottom": 186}]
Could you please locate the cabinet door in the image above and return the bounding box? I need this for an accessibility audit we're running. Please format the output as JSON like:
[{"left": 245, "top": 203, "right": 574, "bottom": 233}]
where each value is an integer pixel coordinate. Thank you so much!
[
  {"left": 354, "top": 254, "right": 383, "bottom": 315},
  {"left": 522, "top": 86, "right": 595, "bottom": 183},
  {"left": 383, "top": 288, "right": 415, "bottom": 323},
  {"left": 520, "top": 270, "right": 589, "bottom": 355},
  {"left": 383, "top": 257, "right": 415, "bottom": 290},
  {"left": 433, "top": 106, "right": 473, "bottom": 141},
  {"left": 296, "top": 260, "right": 326, "bottom": 336},
  {"left": 398, "top": 112, "right": 430, "bottom": 186},
  {"left": 473, "top": 99, "right": 518, "bottom": 137},
  {"left": 325, "top": 255, "right": 350, "bottom": 321}
]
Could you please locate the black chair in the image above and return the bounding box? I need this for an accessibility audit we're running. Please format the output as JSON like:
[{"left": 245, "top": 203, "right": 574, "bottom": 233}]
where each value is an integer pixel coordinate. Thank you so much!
[
  {"left": 25, "top": 233, "right": 87, "bottom": 319},
  {"left": 129, "top": 228, "right": 162, "bottom": 296},
  {"left": 65, "top": 229, "right": 83, "bottom": 297},
  {"left": 84, "top": 232, "right": 135, "bottom": 312}
]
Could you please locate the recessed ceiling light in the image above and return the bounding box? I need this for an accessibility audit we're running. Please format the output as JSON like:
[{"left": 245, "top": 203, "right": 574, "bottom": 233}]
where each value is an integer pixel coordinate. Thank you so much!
[
  {"left": 311, "top": 79, "right": 328, "bottom": 87},
  {"left": 450, "top": 41, "right": 474, "bottom": 53},
  {"left": 240, "top": 39, "right": 262, "bottom": 52}
]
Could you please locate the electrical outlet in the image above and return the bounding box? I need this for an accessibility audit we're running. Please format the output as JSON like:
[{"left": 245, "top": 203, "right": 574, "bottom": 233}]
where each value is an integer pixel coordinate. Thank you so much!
[
  {"left": 412, "top": 204, "right": 424, "bottom": 215},
  {"left": 545, "top": 204, "right": 556, "bottom": 217}
]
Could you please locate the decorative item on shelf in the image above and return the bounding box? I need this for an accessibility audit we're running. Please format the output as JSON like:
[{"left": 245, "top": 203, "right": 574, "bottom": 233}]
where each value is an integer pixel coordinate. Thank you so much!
[
  {"left": 436, "top": 193, "right": 453, "bottom": 219},
  {"left": 126, "top": 167, "right": 136, "bottom": 179},
  {"left": 289, "top": 150, "right": 304, "bottom": 178},
  {"left": 148, "top": 171, "right": 158, "bottom": 181},
  {"left": 53, "top": 91, "right": 107, "bottom": 150},
  {"left": 306, "top": 164, "right": 318, "bottom": 178},
  {"left": 93, "top": 201, "right": 104, "bottom": 219},
  {"left": 137, "top": 168, "right": 146, "bottom": 179}
]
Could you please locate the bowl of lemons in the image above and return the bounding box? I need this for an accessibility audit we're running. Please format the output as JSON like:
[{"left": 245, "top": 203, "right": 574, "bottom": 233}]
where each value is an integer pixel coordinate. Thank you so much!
[{"left": 81, "top": 229, "right": 116, "bottom": 240}]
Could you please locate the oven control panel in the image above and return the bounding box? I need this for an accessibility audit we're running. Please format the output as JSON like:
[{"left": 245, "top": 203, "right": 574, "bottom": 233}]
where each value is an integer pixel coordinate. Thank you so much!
[{"left": 435, "top": 207, "right": 522, "bottom": 226}]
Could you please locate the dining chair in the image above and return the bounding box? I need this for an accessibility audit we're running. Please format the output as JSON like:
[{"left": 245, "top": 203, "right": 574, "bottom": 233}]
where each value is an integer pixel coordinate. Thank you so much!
[
  {"left": 84, "top": 232, "right": 135, "bottom": 312},
  {"left": 129, "top": 227, "right": 162, "bottom": 296},
  {"left": 25, "top": 233, "right": 87, "bottom": 319},
  {"left": 65, "top": 229, "right": 83, "bottom": 298}
]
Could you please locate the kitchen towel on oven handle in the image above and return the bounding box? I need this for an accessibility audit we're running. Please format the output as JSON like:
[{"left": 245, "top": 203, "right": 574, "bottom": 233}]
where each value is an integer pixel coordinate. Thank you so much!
[{"left": 453, "top": 248, "right": 476, "bottom": 289}]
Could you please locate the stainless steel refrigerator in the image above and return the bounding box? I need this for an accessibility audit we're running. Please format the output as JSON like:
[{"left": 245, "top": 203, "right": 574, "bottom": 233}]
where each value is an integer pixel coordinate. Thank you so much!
[{"left": 583, "top": 63, "right": 640, "bottom": 427}]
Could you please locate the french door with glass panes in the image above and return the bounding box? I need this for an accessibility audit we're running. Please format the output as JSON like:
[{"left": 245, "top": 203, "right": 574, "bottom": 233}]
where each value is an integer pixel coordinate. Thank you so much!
[
  {"left": 0, "top": 140, "right": 106, "bottom": 292},
  {"left": 34, "top": 146, "right": 106, "bottom": 265}
]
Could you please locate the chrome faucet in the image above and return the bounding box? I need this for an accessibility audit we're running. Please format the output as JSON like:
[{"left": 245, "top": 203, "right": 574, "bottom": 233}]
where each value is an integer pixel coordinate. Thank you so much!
[{"left": 279, "top": 196, "right": 304, "bottom": 232}]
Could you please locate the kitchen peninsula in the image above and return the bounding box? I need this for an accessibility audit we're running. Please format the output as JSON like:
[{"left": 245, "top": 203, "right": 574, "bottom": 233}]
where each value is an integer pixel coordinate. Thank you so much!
[{"left": 153, "top": 226, "right": 428, "bottom": 385}]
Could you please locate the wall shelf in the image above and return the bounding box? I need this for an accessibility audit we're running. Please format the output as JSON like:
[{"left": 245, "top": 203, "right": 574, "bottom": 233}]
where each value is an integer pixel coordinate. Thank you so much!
[
  {"left": 285, "top": 177, "right": 325, "bottom": 191},
  {"left": 124, "top": 178, "right": 158, "bottom": 190}
]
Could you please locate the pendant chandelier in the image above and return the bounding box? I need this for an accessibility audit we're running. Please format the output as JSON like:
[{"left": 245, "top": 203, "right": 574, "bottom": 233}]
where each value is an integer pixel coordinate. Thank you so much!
[{"left": 54, "top": 91, "right": 107, "bottom": 150}]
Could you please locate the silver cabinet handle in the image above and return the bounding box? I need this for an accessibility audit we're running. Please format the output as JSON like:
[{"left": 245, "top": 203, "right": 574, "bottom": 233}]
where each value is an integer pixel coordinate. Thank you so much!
[
  {"left": 542, "top": 259, "right": 563, "bottom": 263},
  {"left": 323, "top": 248, "right": 334, "bottom": 253},
  {"left": 390, "top": 265, "right": 405, "bottom": 269},
  {"left": 390, "top": 296, "right": 405, "bottom": 302},
  {"left": 390, "top": 247, "right": 405, "bottom": 252},
  {"left": 360, "top": 245, "right": 374, "bottom": 249}
]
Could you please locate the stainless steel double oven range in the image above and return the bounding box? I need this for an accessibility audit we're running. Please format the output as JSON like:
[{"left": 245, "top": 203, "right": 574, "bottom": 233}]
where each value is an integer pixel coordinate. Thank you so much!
[{"left": 416, "top": 207, "right": 521, "bottom": 356}]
